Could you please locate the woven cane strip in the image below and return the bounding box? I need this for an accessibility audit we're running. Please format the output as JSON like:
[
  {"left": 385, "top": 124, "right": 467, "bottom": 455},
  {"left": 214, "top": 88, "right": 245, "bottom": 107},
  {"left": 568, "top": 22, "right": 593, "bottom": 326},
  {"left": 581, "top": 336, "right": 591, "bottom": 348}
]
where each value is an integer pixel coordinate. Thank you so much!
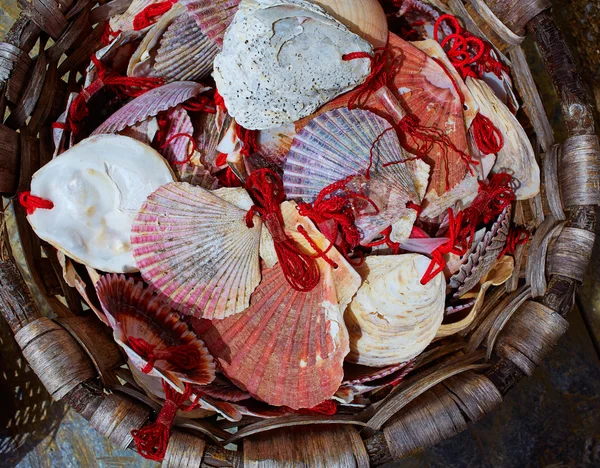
[
  {"left": 468, "top": 0, "right": 525, "bottom": 46},
  {"left": 163, "top": 430, "right": 207, "bottom": 468},
  {"left": 547, "top": 227, "right": 596, "bottom": 282},
  {"left": 560, "top": 135, "right": 600, "bottom": 207}
]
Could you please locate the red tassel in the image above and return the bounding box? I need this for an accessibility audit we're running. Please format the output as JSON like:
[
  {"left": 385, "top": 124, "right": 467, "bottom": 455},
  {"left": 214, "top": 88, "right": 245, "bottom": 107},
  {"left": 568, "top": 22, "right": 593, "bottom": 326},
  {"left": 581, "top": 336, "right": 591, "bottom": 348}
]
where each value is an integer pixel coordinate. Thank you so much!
[
  {"left": 18, "top": 192, "right": 54, "bottom": 215},
  {"left": 471, "top": 112, "right": 503, "bottom": 155},
  {"left": 128, "top": 337, "right": 201, "bottom": 374},
  {"left": 133, "top": 1, "right": 176, "bottom": 31},
  {"left": 296, "top": 400, "right": 337, "bottom": 416},
  {"left": 132, "top": 381, "right": 197, "bottom": 461},
  {"left": 245, "top": 169, "right": 320, "bottom": 292}
]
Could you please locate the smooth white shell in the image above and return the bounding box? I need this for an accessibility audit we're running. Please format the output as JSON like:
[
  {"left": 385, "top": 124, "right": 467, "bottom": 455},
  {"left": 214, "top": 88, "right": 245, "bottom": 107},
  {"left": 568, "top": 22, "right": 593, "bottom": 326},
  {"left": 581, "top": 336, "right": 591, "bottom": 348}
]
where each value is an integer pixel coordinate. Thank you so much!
[
  {"left": 344, "top": 254, "right": 446, "bottom": 366},
  {"left": 28, "top": 135, "right": 174, "bottom": 273},
  {"left": 213, "top": 0, "right": 372, "bottom": 129}
]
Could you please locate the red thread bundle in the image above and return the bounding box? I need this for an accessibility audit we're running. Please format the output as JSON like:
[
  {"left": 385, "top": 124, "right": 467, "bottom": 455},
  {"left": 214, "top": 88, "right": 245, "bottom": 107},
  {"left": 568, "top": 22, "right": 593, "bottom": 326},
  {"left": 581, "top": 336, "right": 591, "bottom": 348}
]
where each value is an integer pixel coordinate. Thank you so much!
[
  {"left": 18, "top": 192, "right": 54, "bottom": 215},
  {"left": 128, "top": 337, "right": 201, "bottom": 374}
]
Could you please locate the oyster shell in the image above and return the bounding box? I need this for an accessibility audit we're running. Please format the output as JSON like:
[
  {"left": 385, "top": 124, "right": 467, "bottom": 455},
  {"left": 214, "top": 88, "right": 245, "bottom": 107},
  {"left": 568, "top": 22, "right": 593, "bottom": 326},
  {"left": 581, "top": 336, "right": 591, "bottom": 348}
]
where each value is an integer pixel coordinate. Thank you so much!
[
  {"left": 213, "top": 0, "right": 372, "bottom": 129},
  {"left": 27, "top": 135, "right": 174, "bottom": 273},
  {"left": 344, "top": 254, "right": 446, "bottom": 367},
  {"left": 466, "top": 77, "right": 540, "bottom": 200}
]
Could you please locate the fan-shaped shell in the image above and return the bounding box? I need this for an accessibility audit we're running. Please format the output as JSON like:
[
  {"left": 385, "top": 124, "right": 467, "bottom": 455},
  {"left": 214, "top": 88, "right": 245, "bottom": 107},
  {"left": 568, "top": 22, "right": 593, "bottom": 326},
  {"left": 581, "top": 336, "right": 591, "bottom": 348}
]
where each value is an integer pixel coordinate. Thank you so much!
[
  {"left": 449, "top": 205, "right": 512, "bottom": 297},
  {"left": 109, "top": 0, "right": 169, "bottom": 33},
  {"left": 344, "top": 254, "right": 446, "bottom": 367},
  {"left": 132, "top": 183, "right": 262, "bottom": 319},
  {"left": 283, "top": 107, "right": 429, "bottom": 243},
  {"left": 181, "top": 0, "right": 241, "bottom": 48},
  {"left": 161, "top": 107, "right": 219, "bottom": 189},
  {"left": 192, "top": 201, "right": 361, "bottom": 409},
  {"left": 92, "top": 82, "right": 210, "bottom": 135},
  {"left": 96, "top": 274, "right": 216, "bottom": 390},
  {"left": 128, "top": 5, "right": 218, "bottom": 82},
  {"left": 466, "top": 77, "right": 540, "bottom": 200},
  {"left": 213, "top": 0, "right": 372, "bottom": 129}
]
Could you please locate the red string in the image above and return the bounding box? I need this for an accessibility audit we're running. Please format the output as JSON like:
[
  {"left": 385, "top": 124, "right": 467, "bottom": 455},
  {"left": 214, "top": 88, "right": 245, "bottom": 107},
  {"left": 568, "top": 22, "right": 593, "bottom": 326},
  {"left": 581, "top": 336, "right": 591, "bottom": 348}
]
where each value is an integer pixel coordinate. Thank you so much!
[
  {"left": 498, "top": 226, "right": 529, "bottom": 258},
  {"left": 214, "top": 89, "right": 227, "bottom": 112},
  {"left": 245, "top": 169, "right": 320, "bottom": 292},
  {"left": 182, "top": 94, "right": 217, "bottom": 114},
  {"left": 213, "top": 152, "right": 242, "bottom": 187},
  {"left": 296, "top": 400, "right": 337, "bottom": 416},
  {"left": 433, "top": 14, "right": 509, "bottom": 80},
  {"left": 235, "top": 124, "right": 259, "bottom": 157},
  {"left": 296, "top": 225, "right": 338, "bottom": 269},
  {"left": 133, "top": 0, "right": 176, "bottom": 30},
  {"left": 129, "top": 337, "right": 201, "bottom": 374},
  {"left": 342, "top": 49, "right": 393, "bottom": 110},
  {"left": 101, "top": 23, "right": 121, "bottom": 45},
  {"left": 132, "top": 381, "right": 197, "bottom": 461},
  {"left": 471, "top": 112, "right": 503, "bottom": 155},
  {"left": 18, "top": 192, "right": 54, "bottom": 215},
  {"left": 161, "top": 133, "right": 198, "bottom": 165}
]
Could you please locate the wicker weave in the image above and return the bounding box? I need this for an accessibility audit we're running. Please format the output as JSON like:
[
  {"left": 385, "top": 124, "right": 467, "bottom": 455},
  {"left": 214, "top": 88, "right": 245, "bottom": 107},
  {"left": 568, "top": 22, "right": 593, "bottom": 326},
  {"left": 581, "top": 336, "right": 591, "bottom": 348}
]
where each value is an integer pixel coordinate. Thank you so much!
[{"left": 0, "top": 1, "right": 598, "bottom": 466}]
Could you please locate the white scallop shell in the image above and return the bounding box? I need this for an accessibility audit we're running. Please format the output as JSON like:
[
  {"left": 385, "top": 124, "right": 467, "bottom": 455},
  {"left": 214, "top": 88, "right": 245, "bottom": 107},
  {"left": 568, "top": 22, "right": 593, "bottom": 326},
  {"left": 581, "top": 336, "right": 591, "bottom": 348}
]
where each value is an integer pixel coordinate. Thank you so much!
[
  {"left": 344, "top": 254, "right": 446, "bottom": 366},
  {"left": 213, "top": 0, "right": 372, "bottom": 129}
]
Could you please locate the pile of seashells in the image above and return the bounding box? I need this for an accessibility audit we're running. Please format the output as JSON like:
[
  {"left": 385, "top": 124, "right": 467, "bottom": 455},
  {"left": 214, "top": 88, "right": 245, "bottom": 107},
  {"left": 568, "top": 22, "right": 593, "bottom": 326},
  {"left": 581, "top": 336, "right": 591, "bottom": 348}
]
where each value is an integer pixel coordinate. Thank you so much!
[{"left": 21, "top": 0, "right": 540, "bottom": 459}]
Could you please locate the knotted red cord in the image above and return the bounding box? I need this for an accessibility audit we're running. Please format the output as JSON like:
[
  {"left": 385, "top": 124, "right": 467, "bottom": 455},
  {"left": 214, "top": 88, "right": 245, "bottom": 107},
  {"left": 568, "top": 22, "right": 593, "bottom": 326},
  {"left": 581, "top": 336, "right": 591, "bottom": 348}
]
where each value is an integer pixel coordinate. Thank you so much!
[
  {"left": 245, "top": 169, "right": 320, "bottom": 292},
  {"left": 132, "top": 381, "right": 198, "bottom": 461},
  {"left": 214, "top": 152, "right": 242, "bottom": 187},
  {"left": 433, "top": 14, "right": 509, "bottom": 80},
  {"left": 296, "top": 400, "right": 337, "bottom": 416},
  {"left": 456, "top": 172, "right": 515, "bottom": 252},
  {"left": 420, "top": 208, "right": 465, "bottom": 284},
  {"left": 472, "top": 112, "right": 503, "bottom": 155},
  {"left": 498, "top": 226, "right": 530, "bottom": 258},
  {"left": 18, "top": 192, "right": 54, "bottom": 215},
  {"left": 342, "top": 49, "right": 392, "bottom": 110},
  {"left": 235, "top": 124, "right": 259, "bottom": 157},
  {"left": 129, "top": 337, "right": 201, "bottom": 374},
  {"left": 133, "top": 0, "right": 176, "bottom": 30},
  {"left": 101, "top": 23, "right": 121, "bottom": 45}
]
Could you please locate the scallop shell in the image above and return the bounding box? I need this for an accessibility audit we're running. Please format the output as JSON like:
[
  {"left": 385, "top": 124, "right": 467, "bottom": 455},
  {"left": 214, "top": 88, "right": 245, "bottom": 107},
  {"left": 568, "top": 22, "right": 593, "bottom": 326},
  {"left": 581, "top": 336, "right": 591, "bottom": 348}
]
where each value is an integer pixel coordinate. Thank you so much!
[
  {"left": 255, "top": 123, "right": 297, "bottom": 172},
  {"left": 283, "top": 107, "right": 429, "bottom": 243},
  {"left": 92, "top": 82, "right": 211, "bottom": 135},
  {"left": 181, "top": 0, "right": 241, "bottom": 48},
  {"left": 161, "top": 107, "right": 219, "bottom": 189},
  {"left": 28, "top": 135, "right": 174, "bottom": 273},
  {"left": 309, "top": 0, "right": 388, "bottom": 47},
  {"left": 191, "top": 111, "right": 224, "bottom": 172},
  {"left": 213, "top": 0, "right": 372, "bottom": 129},
  {"left": 132, "top": 183, "right": 262, "bottom": 319},
  {"left": 109, "top": 0, "right": 170, "bottom": 33},
  {"left": 128, "top": 4, "right": 219, "bottom": 82},
  {"left": 96, "top": 274, "right": 216, "bottom": 390},
  {"left": 192, "top": 201, "right": 361, "bottom": 409},
  {"left": 466, "top": 77, "right": 540, "bottom": 200},
  {"left": 344, "top": 254, "right": 446, "bottom": 367},
  {"left": 449, "top": 205, "right": 512, "bottom": 297}
]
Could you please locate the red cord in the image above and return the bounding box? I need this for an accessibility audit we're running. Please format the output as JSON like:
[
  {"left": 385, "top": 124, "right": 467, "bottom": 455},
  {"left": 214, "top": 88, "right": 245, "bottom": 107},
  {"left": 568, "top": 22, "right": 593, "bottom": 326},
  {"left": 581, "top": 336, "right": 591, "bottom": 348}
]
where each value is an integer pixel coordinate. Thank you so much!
[
  {"left": 129, "top": 337, "right": 201, "bottom": 374},
  {"left": 471, "top": 112, "right": 503, "bottom": 155},
  {"left": 133, "top": 1, "right": 176, "bottom": 30},
  {"left": 498, "top": 226, "right": 529, "bottom": 258},
  {"left": 18, "top": 192, "right": 54, "bottom": 215},
  {"left": 235, "top": 124, "right": 259, "bottom": 157},
  {"left": 214, "top": 89, "right": 227, "bottom": 112},
  {"left": 296, "top": 400, "right": 337, "bottom": 416},
  {"left": 161, "top": 133, "right": 198, "bottom": 165},
  {"left": 131, "top": 381, "right": 197, "bottom": 461},
  {"left": 245, "top": 169, "right": 320, "bottom": 292},
  {"left": 101, "top": 23, "right": 121, "bottom": 45}
]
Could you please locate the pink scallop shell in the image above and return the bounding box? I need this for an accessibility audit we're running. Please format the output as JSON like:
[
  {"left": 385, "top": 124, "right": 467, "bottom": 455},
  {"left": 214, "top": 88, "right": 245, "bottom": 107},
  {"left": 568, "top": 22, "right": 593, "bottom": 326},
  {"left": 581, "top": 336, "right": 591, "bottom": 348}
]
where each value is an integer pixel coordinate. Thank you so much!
[
  {"left": 181, "top": 0, "right": 241, "bottom": 48},
  {"left": 96, "top": 274, "right": 216, "bottom": 390}
]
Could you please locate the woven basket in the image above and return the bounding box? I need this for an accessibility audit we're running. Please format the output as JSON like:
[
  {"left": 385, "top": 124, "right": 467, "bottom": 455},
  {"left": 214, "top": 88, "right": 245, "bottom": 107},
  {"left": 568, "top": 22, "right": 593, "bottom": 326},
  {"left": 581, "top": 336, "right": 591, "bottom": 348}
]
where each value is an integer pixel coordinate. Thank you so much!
[{"left": 1, "top": 0, "right": 598, "bottom": 466}]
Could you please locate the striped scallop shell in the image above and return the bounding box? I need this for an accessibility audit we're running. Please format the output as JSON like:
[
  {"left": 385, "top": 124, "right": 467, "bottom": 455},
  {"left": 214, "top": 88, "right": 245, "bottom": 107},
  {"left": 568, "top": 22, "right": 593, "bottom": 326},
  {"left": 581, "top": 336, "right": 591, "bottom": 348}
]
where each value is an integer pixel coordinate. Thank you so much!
[
  {"left": 93, "top": 82, "right": 210, "bottom": 135},
  {"left": 153, "top": 11, "right": 219, "bottom": 81},
  {"left": 132, "top": 183, "right": 262, "bottom": 320},
  {"left": 161, "top": 107, "right": 219, "bottom": 189},
  {"left": 181, "top": 0, "right": 241, "bottom": 48},
  {"left": 96, "top": 274, "right": 216, "bottom": 391},
  {"left": 449, "top": 205, "right": 512, "bottom": 297},
  {"left": 283, "top": 107, "right": 427, "bottom": 243},
  {"left": 191, "top": 201, "right": 361, "bottom": 409}
]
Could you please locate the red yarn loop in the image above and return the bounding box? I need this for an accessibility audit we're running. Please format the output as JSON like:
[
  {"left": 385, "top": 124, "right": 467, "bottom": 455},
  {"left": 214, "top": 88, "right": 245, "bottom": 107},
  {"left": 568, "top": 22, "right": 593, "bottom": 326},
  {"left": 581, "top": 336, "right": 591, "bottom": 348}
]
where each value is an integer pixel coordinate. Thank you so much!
[
  {"left": 132, "top": 381, "right": 196, "bottom": 461},
  {"left": 433, "top": 14, "right": 509, "bottom": 80},
  {"left": 214, "top": 89, "right": 227, "bottom": 112},
  {"left": 182, "top": 94, "right": 217, "bottom": 113},
  {"left": 343, "top": 49, "right": 394, "bottom": 110},
  {"left": 129, "top": 337, "right": 201, "bottom": 374},
  {"left": 296, "top": 400, "right": 338, "bottom": 416},
  {"left": 235, "top": 124, "right": 259, "bottom": 157},
  {"left": 161, "top": 133, "right": 198, "bottom": 165},
  {"left": 133, "top": 0, "right": 176, "bottom": 31},
  {"left": 101, "top": 23, "right": 121, "bottom": 45},
  {"left": 245, "top": 169, "right": 320, "bottom": 292},
  {"left": 472, "top": 112, "right": 503, "bottom": 155},
  {"left": 364, "top": 226, "right": 402, "bottom": 254},
  {"left": 19, "top": 192, "right": 54, "bottom": 215},
  {"left": 498, "top": 226, "right": 530, "bottom": 258}
]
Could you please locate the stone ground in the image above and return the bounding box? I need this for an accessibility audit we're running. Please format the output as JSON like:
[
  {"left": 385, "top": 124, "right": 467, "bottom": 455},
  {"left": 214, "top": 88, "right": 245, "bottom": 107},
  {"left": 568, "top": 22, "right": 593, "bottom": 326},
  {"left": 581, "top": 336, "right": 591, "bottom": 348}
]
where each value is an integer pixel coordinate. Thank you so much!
[{"left": 1, "top": 1, "right": 599, "bottom": 467}]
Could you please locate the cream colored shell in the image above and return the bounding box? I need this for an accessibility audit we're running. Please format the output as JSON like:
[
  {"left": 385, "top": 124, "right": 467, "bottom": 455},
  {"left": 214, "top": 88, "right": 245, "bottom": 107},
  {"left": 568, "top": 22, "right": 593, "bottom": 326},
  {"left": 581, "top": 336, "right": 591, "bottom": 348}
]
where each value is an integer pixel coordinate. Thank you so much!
[
  {"left": 213, "top": 0, "right": 372, "bottom": 129},
  {"left": 28, "top": 135, "right": 174, "bottom": 273},
  {"left": 344, "top": 254, "right": 446, "bottom": 366}
]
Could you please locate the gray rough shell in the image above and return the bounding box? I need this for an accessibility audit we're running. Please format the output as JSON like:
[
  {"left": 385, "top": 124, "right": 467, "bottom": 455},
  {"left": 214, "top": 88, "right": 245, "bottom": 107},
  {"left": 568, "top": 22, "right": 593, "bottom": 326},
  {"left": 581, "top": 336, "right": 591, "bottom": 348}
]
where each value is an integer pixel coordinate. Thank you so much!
[{"left": 449, "top": 206, "right": 512, "bottom": 297}]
